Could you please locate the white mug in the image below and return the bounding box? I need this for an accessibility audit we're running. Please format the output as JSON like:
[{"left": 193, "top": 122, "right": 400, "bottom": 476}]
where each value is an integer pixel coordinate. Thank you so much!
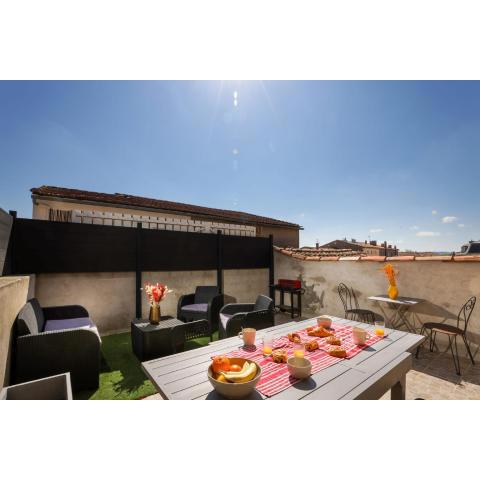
[
  {"left": 238, "top": 327, "right": 256, "bottom": 346},
  {"left": 352, "top": 327, "right": 371, "bottom": 346}
]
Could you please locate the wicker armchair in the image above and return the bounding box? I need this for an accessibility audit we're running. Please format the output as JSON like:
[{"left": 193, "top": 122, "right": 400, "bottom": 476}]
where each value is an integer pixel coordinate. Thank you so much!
[
  {"left": 13, "top": 298, "right": 101, "bottom": 392},
  {"left": 218, "top": 295, "right": 274, "bottom": 339},
  {"left": 177, "top": 286, "right": 224, "bottom": 333},
  {"left": 170, "top": 319, "right": 211, "bottom": 353}
]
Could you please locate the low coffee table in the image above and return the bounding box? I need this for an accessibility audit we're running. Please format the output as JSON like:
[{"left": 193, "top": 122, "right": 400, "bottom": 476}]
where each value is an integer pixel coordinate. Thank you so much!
[{"left": 131, "top": 316, "right": 185, "bottom": 361}]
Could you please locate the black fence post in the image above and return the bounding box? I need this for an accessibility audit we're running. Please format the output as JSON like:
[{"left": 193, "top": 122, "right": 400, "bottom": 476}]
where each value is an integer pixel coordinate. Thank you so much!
[
  {"left": 269, "top": 234, "right": 274, "bottom": 299},
  {"left": 5, "top": 210, "right": 17, "bottom": 275},
  {"left": 135, "top": 222, "right": 142, "bottom": 319},
  {"left": 217, "top": 230, "right": 223, "bottom": 294}
]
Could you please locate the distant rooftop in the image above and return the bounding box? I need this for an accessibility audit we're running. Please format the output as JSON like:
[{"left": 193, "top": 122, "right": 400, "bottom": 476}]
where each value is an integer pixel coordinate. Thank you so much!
[{"left": 31, "top": 185, "right": 301, "bottom": 229}]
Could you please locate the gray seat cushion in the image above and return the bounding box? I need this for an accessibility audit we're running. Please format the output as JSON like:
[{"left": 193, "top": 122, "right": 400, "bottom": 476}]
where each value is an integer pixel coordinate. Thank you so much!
[
  {"left": 17, "top": 299, "right": 45, "bottom": 336},
  {"left": 194, "top": 286, "right": 219, "bottom": 304},
  {"left": 181, "top": 303, "right": 208, "bottom": 313},
  {"left": 254, "top": 295, "right": 273, "bottom": 312},
  {"left": 219, "top": 313, "right": 233, "bottom": 330},
  {"left": 43, "top": 317, "right": 101, "bottom": 341}
]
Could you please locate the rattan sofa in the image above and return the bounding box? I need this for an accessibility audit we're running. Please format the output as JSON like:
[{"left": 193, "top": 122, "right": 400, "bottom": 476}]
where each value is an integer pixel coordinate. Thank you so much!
[
  {"left": 13, "top": 298, "right": 101, "bottom": 392},
  {"left": 218, "top": 295, "right": 274, "bottom": 339}
]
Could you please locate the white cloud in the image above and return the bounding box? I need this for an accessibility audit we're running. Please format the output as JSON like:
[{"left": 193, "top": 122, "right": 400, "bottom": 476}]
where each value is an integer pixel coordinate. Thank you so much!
[
  {"left": 458, "top": 224, "right": 465, "bottom": 228},
  {"left": 409, "top": 225, "right": 420, "bottom": 230},
  {"left": 442, "top": 216, "right": 458, "bottom": 224},
  {"left": 432, "top": 210, "right": 437, "bottom": 215},
  {"left": 299, "top": 212, "right": 305, "bottom": 218},
  {"left": 416, "top": 231, "right": 440, "bottom": 237},
  {"left": 369, "top": 228, "right": 383, "bottom": 233}
]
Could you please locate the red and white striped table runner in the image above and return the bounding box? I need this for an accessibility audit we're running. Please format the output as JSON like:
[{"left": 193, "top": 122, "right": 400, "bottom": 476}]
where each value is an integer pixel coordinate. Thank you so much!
[{"left": 225, "top": 323, "right": 383, "bottom": 397}]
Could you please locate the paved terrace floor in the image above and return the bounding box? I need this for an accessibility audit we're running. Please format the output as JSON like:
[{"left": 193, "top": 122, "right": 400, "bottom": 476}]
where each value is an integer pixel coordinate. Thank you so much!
[{"left": 144, "top": 312, "right": 480, "bottom": 400}]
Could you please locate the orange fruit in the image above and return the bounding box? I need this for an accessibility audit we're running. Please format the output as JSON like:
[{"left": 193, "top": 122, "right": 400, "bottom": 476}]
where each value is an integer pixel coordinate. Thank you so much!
[
  {"left": 211, "top": 356, "right": 231, "bottom": 373},
  {"left": 229, "top": 364, "right": 242, "bottom": 372}
]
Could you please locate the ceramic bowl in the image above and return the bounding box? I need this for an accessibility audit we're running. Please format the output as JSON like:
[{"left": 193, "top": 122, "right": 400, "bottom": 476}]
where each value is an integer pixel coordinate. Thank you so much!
[
  {"left": 207, "top": 357, "right": 262, "bottom": 399},
  {"left": 287, "top": 357, "right": 312, "bottom": 379},
  {"left": 316, "top": 316, "right": 332, "bottom": 328}
]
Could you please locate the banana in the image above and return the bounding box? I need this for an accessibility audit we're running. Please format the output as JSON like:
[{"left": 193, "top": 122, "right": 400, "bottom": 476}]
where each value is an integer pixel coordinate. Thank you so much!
[{"left": 222, "top": 361, "right": 257, "bottom": 383}]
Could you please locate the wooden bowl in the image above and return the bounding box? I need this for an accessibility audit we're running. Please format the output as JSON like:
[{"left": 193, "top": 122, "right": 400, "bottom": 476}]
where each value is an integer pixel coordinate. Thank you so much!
[{"left": 207, "top": 357, "right": 262, "bottom": 399}]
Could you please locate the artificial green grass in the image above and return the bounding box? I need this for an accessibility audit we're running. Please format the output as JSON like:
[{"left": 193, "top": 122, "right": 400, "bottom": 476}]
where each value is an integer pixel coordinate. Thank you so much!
[{"left": 75, "top": 330, "right": 219, "bottom": 400}]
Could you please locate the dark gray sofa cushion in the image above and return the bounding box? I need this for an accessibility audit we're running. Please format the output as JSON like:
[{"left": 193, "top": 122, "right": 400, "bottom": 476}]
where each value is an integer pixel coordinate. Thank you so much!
[
  {"left": 16, "top": 299, "right": 45, "bottom": 336},
  {"left": 194, "top": 286, "right": 220, "bottom": 304},
  {"left": 254, "top": 295, "right": 273, "bottom": 312}
]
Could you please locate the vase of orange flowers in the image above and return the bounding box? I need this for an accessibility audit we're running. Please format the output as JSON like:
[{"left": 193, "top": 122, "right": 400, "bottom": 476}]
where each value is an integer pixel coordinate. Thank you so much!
[
  {"left": 143, "top": 282, "right": 173, "bottom": 324},
  {"left": 382, "top": 264, "right": 398, "bottom": 300}
]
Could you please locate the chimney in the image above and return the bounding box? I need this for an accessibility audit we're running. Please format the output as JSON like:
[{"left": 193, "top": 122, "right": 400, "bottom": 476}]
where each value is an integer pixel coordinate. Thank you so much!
[
  {"left": 370, "top": 240, "right": 377, "bottom": 246},
  {"left": 365, "top": 240, "right": 368, "bottom": 244},
  {"left": 351, "top": 238, "right": 356, "bottom": 243},
  {"left": 315, "top": 241, "right": 319, "bottom": 249},
  {"left": 388, "top": 244, "right": 392, "bottom": 249}
]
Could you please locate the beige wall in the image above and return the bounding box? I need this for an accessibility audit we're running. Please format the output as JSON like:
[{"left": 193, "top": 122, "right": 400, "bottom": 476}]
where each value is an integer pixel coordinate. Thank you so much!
[
  {"left": 257, "top": 225, "right": 299, "bottom": 248},
  {"left": 0, "top": 276, "right": 33, "bottom": 386},
  {"left": 32, "top": 198, "right": 295, "bottom": 243},
  {"left": 36, "top": 272, "right": 136, "bottom": 334},
  {"left": 32, "top": 198, "right": 183, "bottom": 222},
  {"left": 223, "top": 269, "right": 269, "bottom": 303},
  {"left": 35, "top": 269, "right": 270, "bottom": 334},
  {"left": 275, "top": 252, "right": 480, "bottom": 358}
]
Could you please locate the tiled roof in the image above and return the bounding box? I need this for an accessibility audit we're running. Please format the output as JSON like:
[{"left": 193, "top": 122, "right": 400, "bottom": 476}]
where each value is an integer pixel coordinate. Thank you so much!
[
  {"left": 274, "top": 246, "right": 479, "bottom": 262},
  {"left": 276, "top": 247, "right": 364, "bottom": 260},
  {"left": 31, "top": 186, "right": 300, "bottom": 229},
  {"left": 322, "top": 239, "right": 394, "bottom": 251}
]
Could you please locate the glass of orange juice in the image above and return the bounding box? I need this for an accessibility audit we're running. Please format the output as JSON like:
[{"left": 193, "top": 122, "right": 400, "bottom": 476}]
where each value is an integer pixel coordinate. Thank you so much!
[
  {"left": 262, "top": 333, "right": 274, "bottom": 355},
  {"left": 293, "top": 342, "right": 305, "bottom": 358},
  {"left": 374, "top": 320, "right": 385, "bottom": 337}
]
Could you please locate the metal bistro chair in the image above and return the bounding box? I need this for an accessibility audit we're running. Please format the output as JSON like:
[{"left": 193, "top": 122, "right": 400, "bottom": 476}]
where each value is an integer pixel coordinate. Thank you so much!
[
  {"left": 338, "top": 283, "right": 376, "bottom": 324},
  {"left": 416, "top": 296, "right": 476, "bottom": 375},
  {"left": 170, "top": 319, "right": 211, "bottom": 354}
]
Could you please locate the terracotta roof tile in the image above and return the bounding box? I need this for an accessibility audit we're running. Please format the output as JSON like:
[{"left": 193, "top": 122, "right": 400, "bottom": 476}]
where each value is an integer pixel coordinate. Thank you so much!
[
  {"left": 453, "top": 255, "right": 480, "bottom": 262},
  {"left": 274, "top": 247, "right": 480, "bottom": 263},
  {"left": 386, "top": 256, "right": 415, "bottom": 261},
  {"left": 415, "top": 255, "right": 453, "bottom": 261},
  {"left": 31, "top": 185, "right": 300, "bottom": 229}
]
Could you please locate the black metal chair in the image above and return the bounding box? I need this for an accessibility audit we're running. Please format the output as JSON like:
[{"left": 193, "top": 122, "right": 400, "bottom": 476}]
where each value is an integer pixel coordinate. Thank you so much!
[
  {"left": 170, "top": 319, "right": 211, "bottom": 354},
  {"left": 416, "top": 296, "right": 476, "bottom": 375},
  {"left": 177, "top": 286, "right": 224, "bottom": 334},
  {"left": 338, "top": 283, "right": 376, "bottom": 324},
  {"left": 218, "top": 295, "right": 274, "bottom": 339}
]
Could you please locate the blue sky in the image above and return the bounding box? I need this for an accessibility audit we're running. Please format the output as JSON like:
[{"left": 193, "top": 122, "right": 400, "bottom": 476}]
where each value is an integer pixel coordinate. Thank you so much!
[{"left": 0, "top": 80, "right": 479, "bottom": 251}]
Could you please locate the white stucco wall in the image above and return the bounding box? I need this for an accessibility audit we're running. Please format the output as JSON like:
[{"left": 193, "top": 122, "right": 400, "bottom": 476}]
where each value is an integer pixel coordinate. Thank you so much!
[{"left": 275, "top": 252, "right": 480, "bottom": 358}]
